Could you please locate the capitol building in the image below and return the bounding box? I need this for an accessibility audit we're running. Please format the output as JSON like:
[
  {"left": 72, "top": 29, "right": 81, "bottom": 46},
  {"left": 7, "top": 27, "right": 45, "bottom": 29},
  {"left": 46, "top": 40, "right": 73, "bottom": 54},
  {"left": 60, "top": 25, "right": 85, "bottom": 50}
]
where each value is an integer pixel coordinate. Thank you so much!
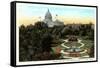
[{"left": 43, "top": 10, "right": 64, "bottom": 27}]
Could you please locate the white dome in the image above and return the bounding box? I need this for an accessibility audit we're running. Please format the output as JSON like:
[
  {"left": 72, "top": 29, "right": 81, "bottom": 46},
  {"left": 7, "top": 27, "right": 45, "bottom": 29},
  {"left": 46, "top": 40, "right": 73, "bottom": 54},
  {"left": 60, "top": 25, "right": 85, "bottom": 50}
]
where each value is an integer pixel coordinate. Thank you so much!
[
  {"left": 45, "top": 9, "right": 52, "bottom": 20},
  {"left": 43, "top": 9, "right": 64, "bottom": 27}
]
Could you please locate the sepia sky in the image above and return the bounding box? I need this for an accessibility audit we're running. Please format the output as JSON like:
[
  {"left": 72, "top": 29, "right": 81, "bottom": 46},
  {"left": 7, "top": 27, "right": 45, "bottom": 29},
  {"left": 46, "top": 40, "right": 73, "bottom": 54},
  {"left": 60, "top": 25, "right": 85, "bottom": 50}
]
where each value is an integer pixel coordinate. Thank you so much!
[{"left": 16, "top": 3, "right": 96, "bottom": 26}]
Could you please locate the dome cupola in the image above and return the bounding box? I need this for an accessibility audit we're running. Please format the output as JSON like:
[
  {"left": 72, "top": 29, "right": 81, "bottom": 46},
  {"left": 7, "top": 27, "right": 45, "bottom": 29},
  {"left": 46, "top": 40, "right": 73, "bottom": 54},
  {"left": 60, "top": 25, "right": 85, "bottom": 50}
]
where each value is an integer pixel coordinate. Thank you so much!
[{"left": 45, "top": 9, "right": 52, "bottom": 20}]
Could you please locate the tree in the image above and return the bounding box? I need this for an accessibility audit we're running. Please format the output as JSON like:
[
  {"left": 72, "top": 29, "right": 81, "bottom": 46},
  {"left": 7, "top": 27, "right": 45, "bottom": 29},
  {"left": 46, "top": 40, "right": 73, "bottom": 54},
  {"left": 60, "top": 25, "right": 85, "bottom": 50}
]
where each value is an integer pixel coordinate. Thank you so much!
[
  {"left": 19, "top": 21, "right": 54, "bottom": 61},
  {"left": 89, "top": 45, "right": 94, "bottom": 57}
]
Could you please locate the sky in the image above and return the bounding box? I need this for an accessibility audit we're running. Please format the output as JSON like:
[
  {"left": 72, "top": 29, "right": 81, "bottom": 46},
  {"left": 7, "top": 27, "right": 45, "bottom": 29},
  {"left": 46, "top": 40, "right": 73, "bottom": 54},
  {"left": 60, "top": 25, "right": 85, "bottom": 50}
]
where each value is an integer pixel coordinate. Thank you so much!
[{"left": 16, "top": 3, "right": 96, "bottom": 26}]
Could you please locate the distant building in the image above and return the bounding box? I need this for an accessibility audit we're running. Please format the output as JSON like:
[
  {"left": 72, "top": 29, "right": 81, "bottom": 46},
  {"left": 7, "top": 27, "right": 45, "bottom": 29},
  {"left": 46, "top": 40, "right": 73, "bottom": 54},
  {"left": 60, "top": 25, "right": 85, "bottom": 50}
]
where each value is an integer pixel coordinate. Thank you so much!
[{"left": 43, "top": 9, "right": 64, "bottom": 27}]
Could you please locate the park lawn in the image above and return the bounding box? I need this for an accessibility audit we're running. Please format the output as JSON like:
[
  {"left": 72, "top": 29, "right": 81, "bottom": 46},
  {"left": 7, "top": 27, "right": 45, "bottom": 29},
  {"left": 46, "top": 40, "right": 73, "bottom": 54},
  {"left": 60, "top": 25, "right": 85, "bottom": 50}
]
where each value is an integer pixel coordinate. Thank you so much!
[
  {"left": 64, "top": 42, "right": 81, "bottom": 47},
  {"left": 76, "top": 36, "right": 94, "bottom": 49},
  {"left": 81, "top": 40, "right": 94, "bottom": 48}
]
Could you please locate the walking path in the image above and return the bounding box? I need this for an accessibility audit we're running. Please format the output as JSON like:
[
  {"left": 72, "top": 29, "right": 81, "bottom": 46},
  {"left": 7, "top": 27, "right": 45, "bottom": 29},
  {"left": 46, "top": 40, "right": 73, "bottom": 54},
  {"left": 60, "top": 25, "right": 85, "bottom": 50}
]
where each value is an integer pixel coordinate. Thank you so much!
[
  {"left": 61, "top": 39, "right": 70, "bottom": 49},
  {"left": 78, "top": 39, "right": 85, "bottom": 48}
]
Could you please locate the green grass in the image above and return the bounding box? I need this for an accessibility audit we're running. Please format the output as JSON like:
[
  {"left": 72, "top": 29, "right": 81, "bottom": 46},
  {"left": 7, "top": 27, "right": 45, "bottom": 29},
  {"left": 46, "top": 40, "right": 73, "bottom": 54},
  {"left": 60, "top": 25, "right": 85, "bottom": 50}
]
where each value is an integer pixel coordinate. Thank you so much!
[
  {"left": 81, "top": 40, "right": 94, "bottom": 49},
  {"left": 51, "top": 36, "right": 94, "bottom": 58},
  {"left": 64, "top": 42, "right": 81, "bottom": 47}
]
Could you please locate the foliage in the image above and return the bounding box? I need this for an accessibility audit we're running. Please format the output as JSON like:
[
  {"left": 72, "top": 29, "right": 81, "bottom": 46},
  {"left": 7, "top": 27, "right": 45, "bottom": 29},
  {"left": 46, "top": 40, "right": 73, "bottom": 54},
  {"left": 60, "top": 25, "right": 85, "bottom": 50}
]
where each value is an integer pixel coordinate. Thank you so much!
[
  {"left": 19, "top": 21, "right": 54, "bottom": 61},
  {"left": 19, "top": 21, "right": 94, "bottom": 61}
]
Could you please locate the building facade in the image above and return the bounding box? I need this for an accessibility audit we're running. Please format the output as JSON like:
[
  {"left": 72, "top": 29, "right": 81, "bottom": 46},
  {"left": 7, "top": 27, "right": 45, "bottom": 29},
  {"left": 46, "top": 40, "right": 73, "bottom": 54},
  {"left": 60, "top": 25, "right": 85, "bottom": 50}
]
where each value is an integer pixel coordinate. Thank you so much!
[{"left": 43, "top": 10, "right": 64, "bottom": 27}]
